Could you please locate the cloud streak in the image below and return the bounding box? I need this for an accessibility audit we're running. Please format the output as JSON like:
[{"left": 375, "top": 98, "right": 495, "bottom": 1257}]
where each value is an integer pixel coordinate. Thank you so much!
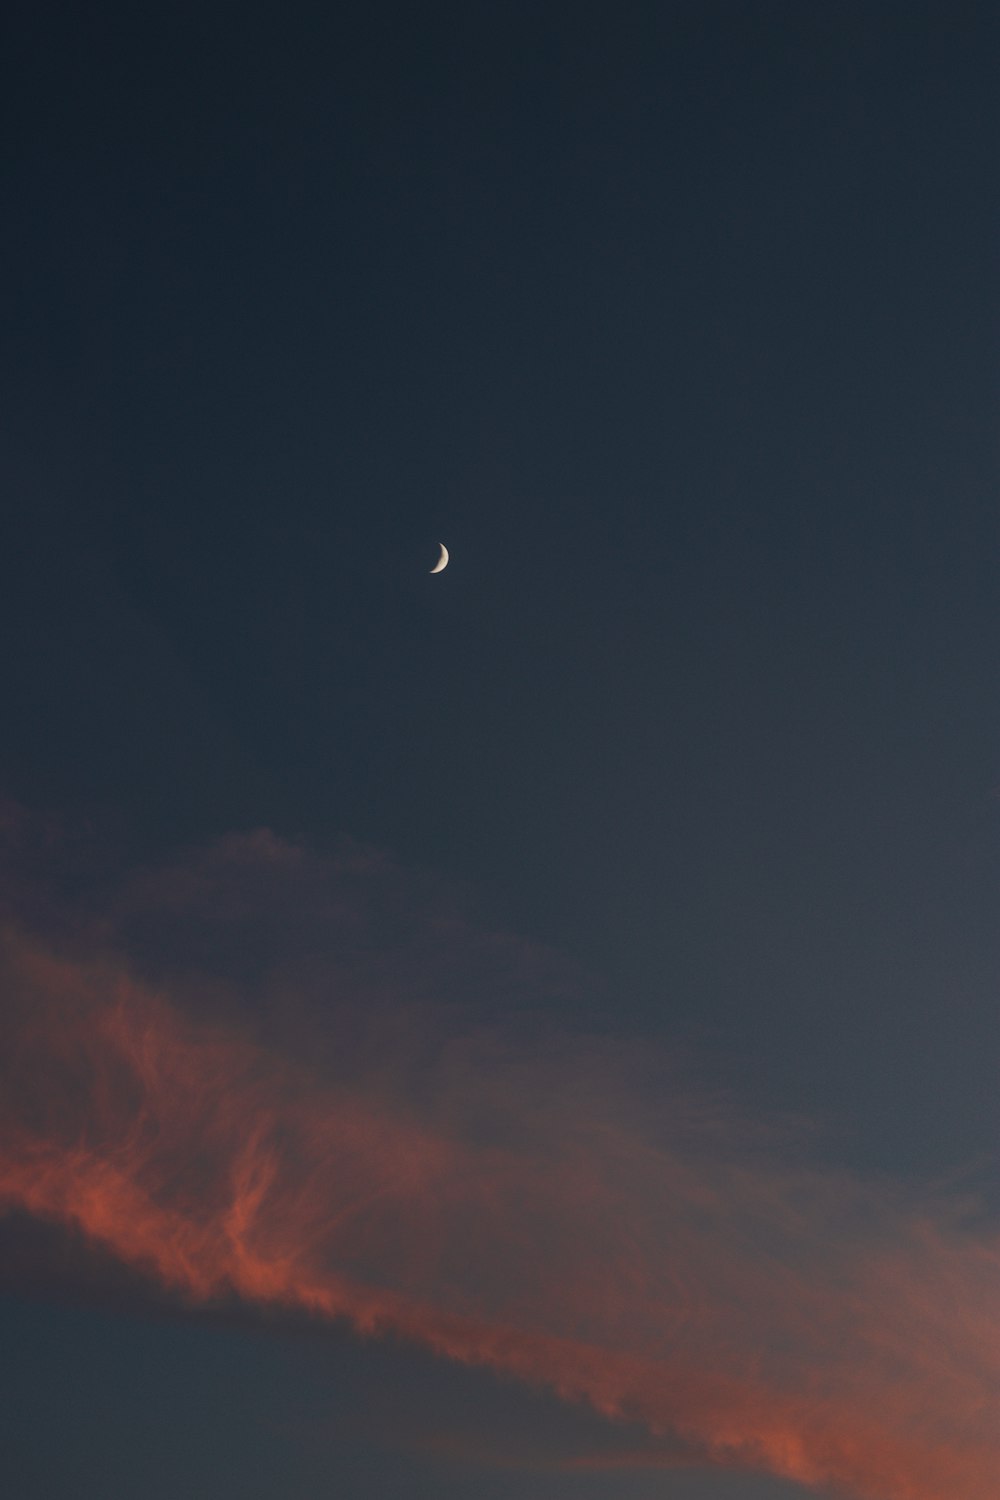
[{"left": 0, "top": 824, "right": 998, "bottom": 1500}]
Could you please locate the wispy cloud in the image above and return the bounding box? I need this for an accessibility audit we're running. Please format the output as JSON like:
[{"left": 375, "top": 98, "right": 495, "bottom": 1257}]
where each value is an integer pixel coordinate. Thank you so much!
[{"left": 0, "top": 823, "right": 997, "bottom": 1500}]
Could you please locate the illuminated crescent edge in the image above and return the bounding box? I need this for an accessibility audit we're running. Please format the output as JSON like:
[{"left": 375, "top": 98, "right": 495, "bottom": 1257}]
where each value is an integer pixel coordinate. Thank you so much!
[{"left": 430, "top": 543, "right": 449, "bottom": 574}]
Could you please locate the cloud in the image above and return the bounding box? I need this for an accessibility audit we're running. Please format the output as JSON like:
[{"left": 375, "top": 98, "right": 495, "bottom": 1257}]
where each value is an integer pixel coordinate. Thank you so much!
[{"left": 0, "top": 822, "right": 998, "bottom": 1500}]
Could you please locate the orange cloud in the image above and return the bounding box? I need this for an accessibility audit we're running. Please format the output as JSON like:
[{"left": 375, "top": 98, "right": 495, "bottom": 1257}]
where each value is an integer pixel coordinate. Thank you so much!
[{"left": 0, "top": 829, "right": 998, "bottom": 1500}]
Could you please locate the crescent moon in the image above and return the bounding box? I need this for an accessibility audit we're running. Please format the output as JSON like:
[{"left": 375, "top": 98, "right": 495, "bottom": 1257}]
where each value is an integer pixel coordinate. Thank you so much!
[{"left": 430, "top": 542, "right": 449, "bottom": 574}]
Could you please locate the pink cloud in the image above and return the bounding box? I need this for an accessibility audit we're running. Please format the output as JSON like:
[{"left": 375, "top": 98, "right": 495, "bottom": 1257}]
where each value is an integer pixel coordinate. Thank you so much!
[{"left": 0, "top": 827, "right": 997, "bottom": 1500}]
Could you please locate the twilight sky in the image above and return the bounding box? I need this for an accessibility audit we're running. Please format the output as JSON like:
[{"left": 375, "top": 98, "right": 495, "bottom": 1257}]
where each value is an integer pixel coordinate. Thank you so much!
[{"left": 1, "top": 5, "right": 997, "bottom": 1499}]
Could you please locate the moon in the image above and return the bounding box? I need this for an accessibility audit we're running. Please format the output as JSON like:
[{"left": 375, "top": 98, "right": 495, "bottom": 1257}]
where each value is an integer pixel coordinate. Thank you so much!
[{"left": 430, "top": 542, "right": 449, "bottom": 574}]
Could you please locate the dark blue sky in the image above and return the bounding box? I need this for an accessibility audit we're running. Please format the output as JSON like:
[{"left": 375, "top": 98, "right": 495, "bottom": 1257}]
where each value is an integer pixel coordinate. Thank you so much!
[{"left": 1, "top": 4, "right": 997, "bottom": 1497}]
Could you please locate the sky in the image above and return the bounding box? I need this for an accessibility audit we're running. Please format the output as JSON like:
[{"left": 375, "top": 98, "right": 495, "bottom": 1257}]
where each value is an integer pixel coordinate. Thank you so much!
[{"left": 0, "top": 4, "right": 997, "bottom": 1498}]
